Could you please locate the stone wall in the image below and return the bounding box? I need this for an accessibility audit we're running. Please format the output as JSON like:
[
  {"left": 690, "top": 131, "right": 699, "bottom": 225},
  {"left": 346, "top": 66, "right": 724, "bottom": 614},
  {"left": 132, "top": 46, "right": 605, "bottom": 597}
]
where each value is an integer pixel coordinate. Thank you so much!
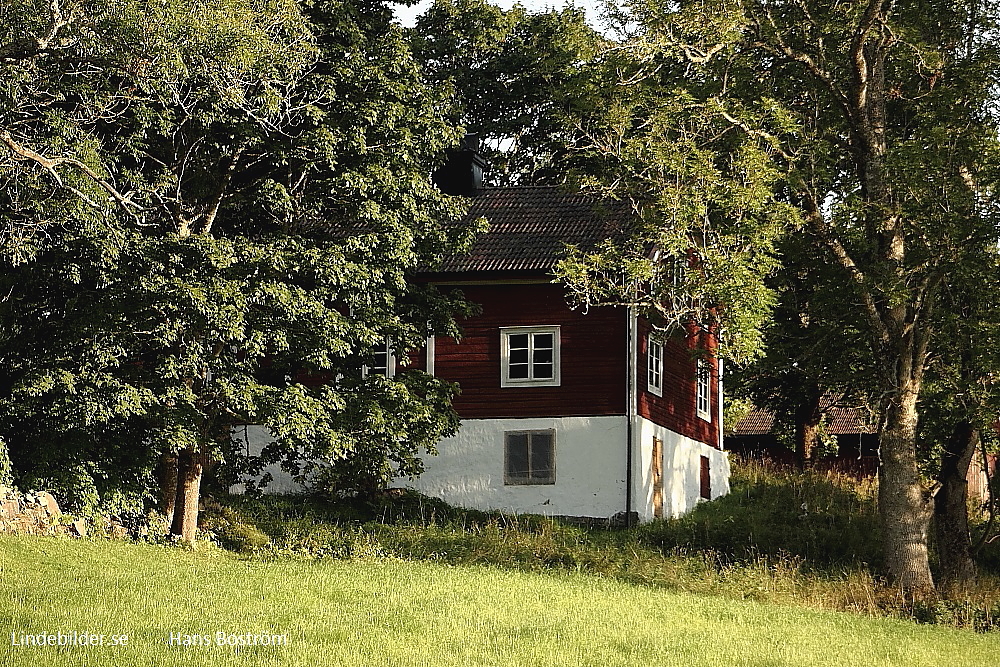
[{"left": 0, "top": 487, "right": 86, "bottom": 537}]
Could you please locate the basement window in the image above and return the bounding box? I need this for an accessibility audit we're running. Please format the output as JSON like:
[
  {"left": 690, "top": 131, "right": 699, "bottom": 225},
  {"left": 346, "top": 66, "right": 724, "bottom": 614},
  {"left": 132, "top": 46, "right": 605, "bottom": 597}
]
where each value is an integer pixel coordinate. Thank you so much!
[
  {"left": 500, "top": 326, "right": 560, "bottom": 387},
  {"left": 504, "top": 430, "right": 555, "bottom": 485}
]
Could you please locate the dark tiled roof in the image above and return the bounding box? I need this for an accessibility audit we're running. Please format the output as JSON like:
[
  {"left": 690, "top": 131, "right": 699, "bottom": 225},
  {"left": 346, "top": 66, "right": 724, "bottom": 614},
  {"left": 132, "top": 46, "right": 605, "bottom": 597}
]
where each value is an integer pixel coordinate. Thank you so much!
[
  {"left": 733, "top": 404, "right": 874, "bottom": 436},
  {"left": 824, "top": 407, "right": 874, "bottom": 434},
  {"left": 733, "top": 409, "right": 775, "bottom": 435},
  {"left": 437, "top": 186, "right": 629, "bottom": 273}
]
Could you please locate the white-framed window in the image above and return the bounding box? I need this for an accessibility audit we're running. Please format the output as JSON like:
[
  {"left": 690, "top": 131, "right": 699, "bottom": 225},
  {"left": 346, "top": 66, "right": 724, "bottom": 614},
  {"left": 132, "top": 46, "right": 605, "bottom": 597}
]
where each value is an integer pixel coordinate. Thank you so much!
[
  {"left": 647, "top": 335, "right": 663, "bottom": 396},
  {"left": 696, "top": 359, "right": 711, "bottom": 420},
  {"left": 364, "top": 339, "right": 395, "bottom": 378},
  {"left": 504, "top": 430, "right": 555, "bottom": 485},
  {"left": 500, "top": 326, "right": 560, "bottom": 387}
]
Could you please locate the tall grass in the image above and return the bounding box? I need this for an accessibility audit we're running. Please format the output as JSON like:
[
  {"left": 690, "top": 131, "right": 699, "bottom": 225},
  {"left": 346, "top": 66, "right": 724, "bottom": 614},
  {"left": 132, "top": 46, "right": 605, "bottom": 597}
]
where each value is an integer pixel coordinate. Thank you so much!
[
  {"left": 199, "top": 458, "right": 1000, "bottom": 630},
  {"left": 636, "top": 458, "right": 882, "bottom": 566}
]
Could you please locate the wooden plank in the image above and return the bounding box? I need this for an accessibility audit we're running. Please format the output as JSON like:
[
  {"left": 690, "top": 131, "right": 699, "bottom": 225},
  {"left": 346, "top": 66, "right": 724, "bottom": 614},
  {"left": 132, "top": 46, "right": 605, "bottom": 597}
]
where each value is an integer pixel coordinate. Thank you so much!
[{"left": 652, "top": 437, "right": 664, "bottom": 519}]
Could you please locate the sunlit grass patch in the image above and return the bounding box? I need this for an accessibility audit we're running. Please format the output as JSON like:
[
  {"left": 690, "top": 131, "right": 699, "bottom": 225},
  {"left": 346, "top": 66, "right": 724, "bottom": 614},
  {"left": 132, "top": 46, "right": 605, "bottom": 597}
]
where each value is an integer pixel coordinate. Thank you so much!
[{"left": 1, "top": 536, "right": 999, "bottom": 667}]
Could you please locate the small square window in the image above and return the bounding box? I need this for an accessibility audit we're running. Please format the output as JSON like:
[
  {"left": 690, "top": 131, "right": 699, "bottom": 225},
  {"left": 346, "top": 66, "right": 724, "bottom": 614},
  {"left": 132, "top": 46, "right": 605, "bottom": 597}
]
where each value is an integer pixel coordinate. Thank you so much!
[
  {"left": 647, "top": 335, "right": 663, "bottom": 397},
  {"left": 696, "top": 359, "right": 711, "bottom": 420},
  {"left": 504, "top": 430, "right": 555, "bottom": 485},
  {"left": 500, "top": 327, "right": 560, "bottom": 387}
]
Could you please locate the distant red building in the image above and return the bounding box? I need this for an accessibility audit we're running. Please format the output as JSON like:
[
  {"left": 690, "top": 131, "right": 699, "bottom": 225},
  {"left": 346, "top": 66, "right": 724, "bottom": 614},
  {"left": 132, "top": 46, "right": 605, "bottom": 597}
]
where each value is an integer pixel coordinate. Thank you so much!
[
  {"left": 725, "top": 400, "right": 880, "bottom": 476},
  {"left": 726, "top": 402, "right": 995, "bottom": 499}
]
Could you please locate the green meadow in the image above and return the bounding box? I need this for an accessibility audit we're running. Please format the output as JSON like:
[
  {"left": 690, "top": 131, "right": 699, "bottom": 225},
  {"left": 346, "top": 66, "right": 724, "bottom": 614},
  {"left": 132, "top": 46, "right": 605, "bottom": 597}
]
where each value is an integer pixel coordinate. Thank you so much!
[{"left": 1, "top": 537, "right": 998, "bottom": 667}]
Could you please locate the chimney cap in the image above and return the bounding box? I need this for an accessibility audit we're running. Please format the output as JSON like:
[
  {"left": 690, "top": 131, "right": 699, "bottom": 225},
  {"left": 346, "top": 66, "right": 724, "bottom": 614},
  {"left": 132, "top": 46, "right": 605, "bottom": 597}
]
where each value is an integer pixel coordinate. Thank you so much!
[{"left": 433, "top": 134, "right": 487, "bottom": 196}]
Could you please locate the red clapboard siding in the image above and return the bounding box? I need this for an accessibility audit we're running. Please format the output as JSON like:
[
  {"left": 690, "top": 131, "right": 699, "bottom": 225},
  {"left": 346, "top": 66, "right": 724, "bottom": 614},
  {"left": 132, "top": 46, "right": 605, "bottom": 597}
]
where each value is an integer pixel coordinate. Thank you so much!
[
  {"left": 636, "top": 317, "right": 720, "bottom": 448},
  {"left": 434, "top": 283, "right": 627, "bottom": 418}
]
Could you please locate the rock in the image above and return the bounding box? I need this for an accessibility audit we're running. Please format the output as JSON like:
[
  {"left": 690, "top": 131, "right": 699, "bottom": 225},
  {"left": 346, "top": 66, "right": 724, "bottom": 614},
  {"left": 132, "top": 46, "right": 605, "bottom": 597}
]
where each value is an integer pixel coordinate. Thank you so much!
[
  {"left": 36, "top": 492, "right": 61, "bottom": 517},
  {"left": 0, "top": 500, "right": 19, "bottom": 518},
  {"left": 70, "top": 519, "right": 88, "bottom": 538}
]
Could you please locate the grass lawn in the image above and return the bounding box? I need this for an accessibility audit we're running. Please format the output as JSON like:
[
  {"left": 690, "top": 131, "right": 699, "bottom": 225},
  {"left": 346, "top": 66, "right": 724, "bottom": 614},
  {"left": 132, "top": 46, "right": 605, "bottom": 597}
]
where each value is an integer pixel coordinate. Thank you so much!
[{"left": 1, "top": 537, "right": 998, "bottom": 667}]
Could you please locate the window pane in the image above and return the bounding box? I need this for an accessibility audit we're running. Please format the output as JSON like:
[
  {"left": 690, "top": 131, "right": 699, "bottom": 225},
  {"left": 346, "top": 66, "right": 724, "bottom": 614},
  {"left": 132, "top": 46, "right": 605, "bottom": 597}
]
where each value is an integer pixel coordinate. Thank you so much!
[
  {"left": 532, "top": 333, "right": 553, "bottom": 350},
  {"left": 697, "top": 360, "right": 711, "bottom": 416},
  {"left": 648, "top": 339, "right": 662, "bottom": 390},
  {"left": 529, "top": 433, "right": 553, "bottom": 479},
  {"left": 532, "top": 362, "right": 553, "bottom": 379},
  {"left": 502, "top": 328, "right": 559, "bottom": 386},
  {"left": 372, "top": 347, "right": 389, "bottom": 376},
  {"left": 508, "top": 363, "right": 530, "bottom": 379},
  {"left": 506, "top": 433, "right": 530, "bottom": 478},
  {"left": 508, "top": 334, "right": 529, "bottom": 350}
]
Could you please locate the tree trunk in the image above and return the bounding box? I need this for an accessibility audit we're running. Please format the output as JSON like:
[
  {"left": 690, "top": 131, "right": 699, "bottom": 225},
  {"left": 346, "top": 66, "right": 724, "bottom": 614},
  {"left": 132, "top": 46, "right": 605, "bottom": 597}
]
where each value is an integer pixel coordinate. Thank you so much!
[
  {"left": 159, "top": 453, "right": 178, "bottom": 528},
  {"left": 879, "top": 383, "right": 935, "bottom": 596},
  {"left": 793, "top": 383, "right": 823, "bottom": 467},
  {"left": 169, "top": 447, "right": 204, "bottom": 542},
  {"left": 934, "top": 422, "right": 978, "bottom": 593}
]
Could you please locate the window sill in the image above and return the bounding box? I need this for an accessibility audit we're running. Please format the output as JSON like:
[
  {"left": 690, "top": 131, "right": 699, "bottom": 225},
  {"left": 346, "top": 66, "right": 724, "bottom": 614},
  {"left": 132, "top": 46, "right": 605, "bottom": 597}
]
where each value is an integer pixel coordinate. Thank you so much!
[{"left": 500, "top": 378, "right": 561, "bottom": 388}]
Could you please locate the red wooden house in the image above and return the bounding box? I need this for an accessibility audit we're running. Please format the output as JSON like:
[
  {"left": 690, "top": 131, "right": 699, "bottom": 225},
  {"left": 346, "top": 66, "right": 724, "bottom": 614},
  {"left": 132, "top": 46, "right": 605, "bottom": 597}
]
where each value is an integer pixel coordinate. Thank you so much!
[
  {"left": 390, "top": 184, "right": 730, "bottom": 521},
  {"left": 236, "top": 144, "right": 730, "bottom": 521}
]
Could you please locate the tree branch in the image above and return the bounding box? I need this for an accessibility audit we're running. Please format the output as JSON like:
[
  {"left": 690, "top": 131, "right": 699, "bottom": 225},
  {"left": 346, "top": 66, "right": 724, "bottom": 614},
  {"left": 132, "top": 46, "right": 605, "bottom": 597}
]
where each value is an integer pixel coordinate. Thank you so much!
[
  {"left": 715, "top": 104, "right": 795, "bottom": 162},
  {"left": 0, "top": 130, "right": 143, "bottom": 217},
  {"left": 0, "top": 0, "right": 75, "bottom": 62},
  {"left": 799, "top": 187, "right": 890, "bottom": 349},
  {"left": 745, "top": 2, "right": 855, "bottom": 125},
  {"left": 197, "top": 148, "right": 244, "bottom": 236},
  {"left": 850, "top": 0, "right": 886, "bottom": 113}
]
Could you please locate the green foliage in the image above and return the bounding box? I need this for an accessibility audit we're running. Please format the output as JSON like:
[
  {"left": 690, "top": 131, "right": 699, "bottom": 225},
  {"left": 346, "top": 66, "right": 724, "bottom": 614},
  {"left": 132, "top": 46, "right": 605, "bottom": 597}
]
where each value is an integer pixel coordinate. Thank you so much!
[
  {"left": 537, "top": 12, "right": 800, "bottom": 362},
  {"left": 412, "top": 0, "right": 608, "bottom": 186},
  {"left": 636, "top": 459, "right": 882, "bottom": 567},
  {"left": 0, "top": 437, "right": 12, "bottom": 487},
  {"left": 0, "top": 0, "right": 478, "bottom": 510},
  {"left": 725, "top": 235, "right": 876, "bottom": 451}
]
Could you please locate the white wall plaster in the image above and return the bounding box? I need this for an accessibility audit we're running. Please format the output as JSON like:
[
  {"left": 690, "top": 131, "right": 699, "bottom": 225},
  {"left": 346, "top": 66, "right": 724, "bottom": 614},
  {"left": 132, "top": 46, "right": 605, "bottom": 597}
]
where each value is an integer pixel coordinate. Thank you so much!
[
  {"left": 633, "top": 416, "right": 731, "bottom": 521},
  {"left": 395, "top": 416, "right": 629, "bottom": 518}
]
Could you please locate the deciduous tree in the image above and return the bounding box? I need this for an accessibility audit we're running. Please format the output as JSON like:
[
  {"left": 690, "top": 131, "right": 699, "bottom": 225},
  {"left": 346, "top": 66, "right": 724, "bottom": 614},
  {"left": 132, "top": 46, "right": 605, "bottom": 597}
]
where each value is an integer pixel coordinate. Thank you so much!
[
  {"left": 552, "top": 0, "right": 1000, "bottom": 594},
  {"left": 0, "top": 0, "right": 478, "bottom": 540}
]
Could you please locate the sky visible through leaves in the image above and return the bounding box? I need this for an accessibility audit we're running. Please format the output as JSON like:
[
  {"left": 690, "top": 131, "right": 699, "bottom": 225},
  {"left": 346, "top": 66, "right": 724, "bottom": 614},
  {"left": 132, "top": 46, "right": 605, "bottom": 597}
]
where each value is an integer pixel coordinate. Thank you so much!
[{"left": 393, "top": 0, "right": 605, "bottom": 27}]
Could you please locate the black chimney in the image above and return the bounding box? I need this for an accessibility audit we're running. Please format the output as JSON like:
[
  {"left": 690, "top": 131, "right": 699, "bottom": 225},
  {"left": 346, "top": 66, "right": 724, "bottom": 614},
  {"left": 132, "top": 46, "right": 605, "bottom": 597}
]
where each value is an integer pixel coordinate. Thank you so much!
[{"left": 433, "top": 134, "right": 487, "bottom": 196}]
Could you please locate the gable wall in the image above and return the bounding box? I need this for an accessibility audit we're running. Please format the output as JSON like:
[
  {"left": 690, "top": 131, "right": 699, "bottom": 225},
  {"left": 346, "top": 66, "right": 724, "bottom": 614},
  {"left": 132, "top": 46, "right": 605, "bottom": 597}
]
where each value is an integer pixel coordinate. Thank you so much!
[{"left": 635, "top": 317, "right": 720, "bottom": 449}]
